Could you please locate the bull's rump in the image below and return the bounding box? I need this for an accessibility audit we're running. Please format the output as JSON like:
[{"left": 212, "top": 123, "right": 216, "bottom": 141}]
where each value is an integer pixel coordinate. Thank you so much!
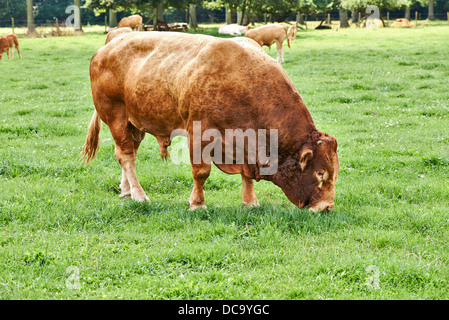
[{"left": 90, "top": 32, "right": 282, "bottom": 137}]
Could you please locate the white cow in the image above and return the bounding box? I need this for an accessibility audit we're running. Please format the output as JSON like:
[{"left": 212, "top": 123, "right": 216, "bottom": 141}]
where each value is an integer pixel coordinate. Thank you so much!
[{"left": 218, "top": 24, "right": 251, "bottom": 36}]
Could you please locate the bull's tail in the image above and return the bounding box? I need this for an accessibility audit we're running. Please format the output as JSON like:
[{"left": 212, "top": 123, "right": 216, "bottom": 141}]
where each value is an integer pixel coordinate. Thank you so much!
[
  {"left": 285, "top": 26, "right": 291, "bottom": 49},
  {"left": 81, "top": 110, "right": 102, "bottom": 165}
]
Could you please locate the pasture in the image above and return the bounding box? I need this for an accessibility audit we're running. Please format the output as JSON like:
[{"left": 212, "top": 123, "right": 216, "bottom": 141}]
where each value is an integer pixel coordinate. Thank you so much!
[{"left": 0, "top": 25, "right": 448, "bottom": 299}]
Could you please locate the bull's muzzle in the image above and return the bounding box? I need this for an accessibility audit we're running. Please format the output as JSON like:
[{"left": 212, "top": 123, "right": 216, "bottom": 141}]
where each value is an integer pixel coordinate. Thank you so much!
[{"left": 308, "top": 202, "right": 334, "bottom": 213}]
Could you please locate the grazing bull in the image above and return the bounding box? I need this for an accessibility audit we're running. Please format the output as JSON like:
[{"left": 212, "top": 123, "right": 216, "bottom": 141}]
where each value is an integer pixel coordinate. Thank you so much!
[
  {"left": 118, "top": 14, "right": 143, "bottom": 31},
  {"left": 287, "top": 24, "right": 297, "bottom": 43},
  {"left": 82, "top": 32, "right": 339, "bottom": 212},
  {"left": 245, "top": 24, "right": 290, "bottom": 63},
  {"left": 0, "top": 34, "right": 21, "bottom": 61},
  {"left": 105, "top": 27, "right": 133, "bottom": 44}
]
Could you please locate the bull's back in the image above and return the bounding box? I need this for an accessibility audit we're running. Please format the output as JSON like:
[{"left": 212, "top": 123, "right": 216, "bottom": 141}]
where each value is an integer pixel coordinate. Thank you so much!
[{"left": 90, "top": 32, "right": 289, "bottom": 134}]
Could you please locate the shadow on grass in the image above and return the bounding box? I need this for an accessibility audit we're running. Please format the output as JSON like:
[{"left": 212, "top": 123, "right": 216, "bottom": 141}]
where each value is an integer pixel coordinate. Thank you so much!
[{"left": 123, "top": 199, "right": 362, "bottom": 236}]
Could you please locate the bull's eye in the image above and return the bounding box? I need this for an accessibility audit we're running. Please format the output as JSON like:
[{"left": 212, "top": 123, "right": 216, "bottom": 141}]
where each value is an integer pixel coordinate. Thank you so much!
[{"left": 317, "top": 171, "right": 325, "bottom": 180}]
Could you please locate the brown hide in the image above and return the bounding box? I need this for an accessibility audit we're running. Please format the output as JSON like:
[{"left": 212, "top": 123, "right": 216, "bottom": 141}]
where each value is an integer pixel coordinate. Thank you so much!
[
  {"left": 287, "top": 24, "right": 297, "bottom": 43},
  {"left": 84, "top": 32, "right": 339, "bottom": 211},
  {"left": 392, "top": 18, "right": 412, "bottom": 28},
  {"left": 0, "top": 34, "right": 21, "bottom": 61},
  {"left": 105, "top": 27, "right": 133, "bottom": 44},
  {"left": 118, "top": 15, "right": 143, "bottom": 30}
]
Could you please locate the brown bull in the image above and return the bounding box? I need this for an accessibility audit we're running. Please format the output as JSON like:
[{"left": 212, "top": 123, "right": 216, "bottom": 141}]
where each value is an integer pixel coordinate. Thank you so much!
[
  {"left": 82, "top": 32, "right": 339, "bottom": 212},
  {"left": 118, "top": 14, "right": 143, "bottom": 31},
  {"left": 245, "top": 24, "right": 291, "bottom": 63},
  {"left": 105, "top": 27, "right": 133, "bottom": 44},
  {"left": 0, "top": 34, "right": 21, "bottom": 61}
]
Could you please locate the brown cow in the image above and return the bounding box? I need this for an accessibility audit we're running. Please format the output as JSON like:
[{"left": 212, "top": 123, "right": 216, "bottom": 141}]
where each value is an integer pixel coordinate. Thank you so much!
[
  {"left": 118, "top": 14, "right": 143, "bottom": 31},
  {"left": 245, "top": 24, "right": 291, "bottom": 63},
  {"left": 392, "top": 18, "right": 411, "bottom": 28},
  {"left": 0, "top": 34, "right": 21, "bottom": 61},
  {"left": 156, "top": 21, "right": 170, "bottom": 31},
  {"left": 287, "top": 24, "right": 297, "bottom": 43},
  {"left": 105, "top": 27, "right": 133, "bottom": 44},
  {"left": 82, "top": 32, "right": 339, "bottom": 212}
]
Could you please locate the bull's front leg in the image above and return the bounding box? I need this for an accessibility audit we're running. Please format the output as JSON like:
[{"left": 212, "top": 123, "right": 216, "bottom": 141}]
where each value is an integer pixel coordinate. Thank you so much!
[
  {"left": 189, "top": 163, "right": 211, "bottom": 210},
  {"left": 241, "top": 174, "right": 259, "bottom": 207}
]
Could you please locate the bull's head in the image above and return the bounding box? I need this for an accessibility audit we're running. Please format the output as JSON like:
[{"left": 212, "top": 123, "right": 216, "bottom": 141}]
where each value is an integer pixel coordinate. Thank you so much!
[{"left": 272, "top": 131, "right": 339, "bottom": 212}]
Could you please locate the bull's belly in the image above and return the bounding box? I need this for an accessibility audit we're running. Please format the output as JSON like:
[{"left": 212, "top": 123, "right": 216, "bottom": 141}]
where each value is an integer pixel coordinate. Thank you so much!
[{"left": 127, "top": 102, "right": 185, "bottom": 137}]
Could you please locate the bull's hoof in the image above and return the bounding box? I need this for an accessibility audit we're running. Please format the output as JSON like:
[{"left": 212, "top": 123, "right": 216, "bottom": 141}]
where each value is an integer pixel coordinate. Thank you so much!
[
  {"left": 160, "top": 151, "right": 170, "bottom": 161},
  {"left": 243, "top": 200, "right": 260, "bottom": 208},
  {"left": 132, "top": 195, "right": 150, "bottom": 203},
  {"left": 188, "top": 201, "right": 207, "bottom": 211},
  {"left": 119, "top": 191, "right": 132, "bottom": 198}
]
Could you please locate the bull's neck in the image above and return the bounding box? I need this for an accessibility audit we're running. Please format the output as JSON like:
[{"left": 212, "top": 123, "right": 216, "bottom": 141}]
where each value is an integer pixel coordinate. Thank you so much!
[{"left": 257, "top": 89, "right": 317, "bottom": 153}]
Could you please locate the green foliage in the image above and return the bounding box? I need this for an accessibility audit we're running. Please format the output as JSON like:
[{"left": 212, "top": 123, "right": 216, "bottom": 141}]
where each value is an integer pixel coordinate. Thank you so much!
[{"left": 0, "top": 0, "right": 27, "bottom": 21}]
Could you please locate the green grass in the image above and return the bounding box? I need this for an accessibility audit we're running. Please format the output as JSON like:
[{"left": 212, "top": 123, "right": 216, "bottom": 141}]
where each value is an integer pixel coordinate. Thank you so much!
[{"left": 1, "top": 25, "right": 449, "bottom": 300}]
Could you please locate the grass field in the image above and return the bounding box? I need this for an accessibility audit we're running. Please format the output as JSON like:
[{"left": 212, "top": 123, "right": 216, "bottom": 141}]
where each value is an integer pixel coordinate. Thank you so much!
[{"left": 1, "top": 24, "right": 449, "bottom": 300}]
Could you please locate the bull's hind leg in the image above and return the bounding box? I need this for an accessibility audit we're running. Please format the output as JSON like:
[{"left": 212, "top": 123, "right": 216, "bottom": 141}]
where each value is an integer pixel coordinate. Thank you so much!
[
  {"left": 189, "top": 163, "right": 211, "bottom": 210},
  {"left": 275, "top": 41, "right": 284, "bottom": 63},
  {"left": 242, "top": 174, "right": 259, "bottom": 207},
  {"left": 15, "top": 41, "right": 21, "bottom": 59},
  {"left": 119, "top": 123, "right": 145, "bottom": 198},
  {"left": 98, "top": 101, "right": 148, "bottom": 202}
]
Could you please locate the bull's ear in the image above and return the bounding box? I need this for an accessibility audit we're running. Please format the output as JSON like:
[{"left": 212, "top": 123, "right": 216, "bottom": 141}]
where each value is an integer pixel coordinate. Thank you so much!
[{"left": 299, "top": 149, "right": 313, "bottom": 171}]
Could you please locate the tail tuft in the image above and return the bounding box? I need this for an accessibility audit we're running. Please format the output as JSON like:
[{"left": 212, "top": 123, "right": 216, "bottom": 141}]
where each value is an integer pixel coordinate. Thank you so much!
[{"left": 80, "top": 110, "right": 102, "bottom": 166}]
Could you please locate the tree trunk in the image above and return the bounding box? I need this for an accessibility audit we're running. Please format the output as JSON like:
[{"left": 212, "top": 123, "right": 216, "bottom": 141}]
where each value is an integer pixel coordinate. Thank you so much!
[
  {"left": 339, "top": 7, "right": 350, "bottom": 28},
  {"left": 230, "top": 7, "right": 237, "bottom": 24},
  {"left": 237, "top": 11, "right": 242, "bottom": 24},
  {"left": 405, "top": 6, "right": 411, "bottom": 20},
  {"left": 427, "top": 0, "right": 435, "bottom": 20},
  {"left": 297, "top": 12, "right": 304, "bottom": 24},
  {"left": 225, "top": 5, "right": 231, "bottom": 24},
  {"left": 153, "top": 2, "right": 165, "bottom": 29},
  {"left": 26, "top": 0, "right": 35, "bottom": 34},
  {"left": 352, "top": 10, "right": 359, "bottom": 23},
  {"left": 189, "top": 4, "right": 198, "bottom": 28},
  {"left": 109, "top": 9, "right": 117, "bottom": 28},
  {"left": 74, "top": 0, "right": 82, "bottom": 31}
]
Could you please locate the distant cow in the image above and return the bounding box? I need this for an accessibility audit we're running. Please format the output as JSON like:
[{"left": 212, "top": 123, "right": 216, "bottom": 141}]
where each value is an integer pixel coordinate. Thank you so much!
[
  {"left": 118, "top": 15, "right": 143, "bottom": 31},
  {"left": 392, "top": 18, "right": 411, "bottom": 28},
  {"left": 218, "top": 24, "right": 251, "bottom": 36},
  {"left": 82, "top": 32, "right": 339, "bottom": 212},
  {"left": 287, "top": 24, "right": 297, "bottom": 43},
  {"left": 0, "top": 34, "right": 21, "bottom": 61},
  {"left": 156, "top": 21, "right": 170, "bottom": 31},
  {"left": 245, "top": 24, "right": 290, "bottom": 63},
  {"left": 105, "top": 27, "right": 133, "bottom": 44}
]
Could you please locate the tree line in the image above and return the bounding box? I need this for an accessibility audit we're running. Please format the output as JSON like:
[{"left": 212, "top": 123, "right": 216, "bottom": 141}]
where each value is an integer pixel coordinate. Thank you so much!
[{"left": 0, "top": 0, "right": 447, "bottom": 30}]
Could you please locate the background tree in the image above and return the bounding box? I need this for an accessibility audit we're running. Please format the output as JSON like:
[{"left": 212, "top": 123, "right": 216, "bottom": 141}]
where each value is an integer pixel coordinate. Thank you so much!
[
  {"left": 74, "top": 0, "right": 83, "bottom": 31},
  {"left": 0, "top": 0, "right": 27, "bottom": 23},
  {"left": 293, "top": 0, "right": 317, "bottom": 25},
  {"left": 27, "top": 0, "right": 35, "bottom": 33},
  {"left": 419, "top": 0, "right": 436, "bottom": 19}
]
